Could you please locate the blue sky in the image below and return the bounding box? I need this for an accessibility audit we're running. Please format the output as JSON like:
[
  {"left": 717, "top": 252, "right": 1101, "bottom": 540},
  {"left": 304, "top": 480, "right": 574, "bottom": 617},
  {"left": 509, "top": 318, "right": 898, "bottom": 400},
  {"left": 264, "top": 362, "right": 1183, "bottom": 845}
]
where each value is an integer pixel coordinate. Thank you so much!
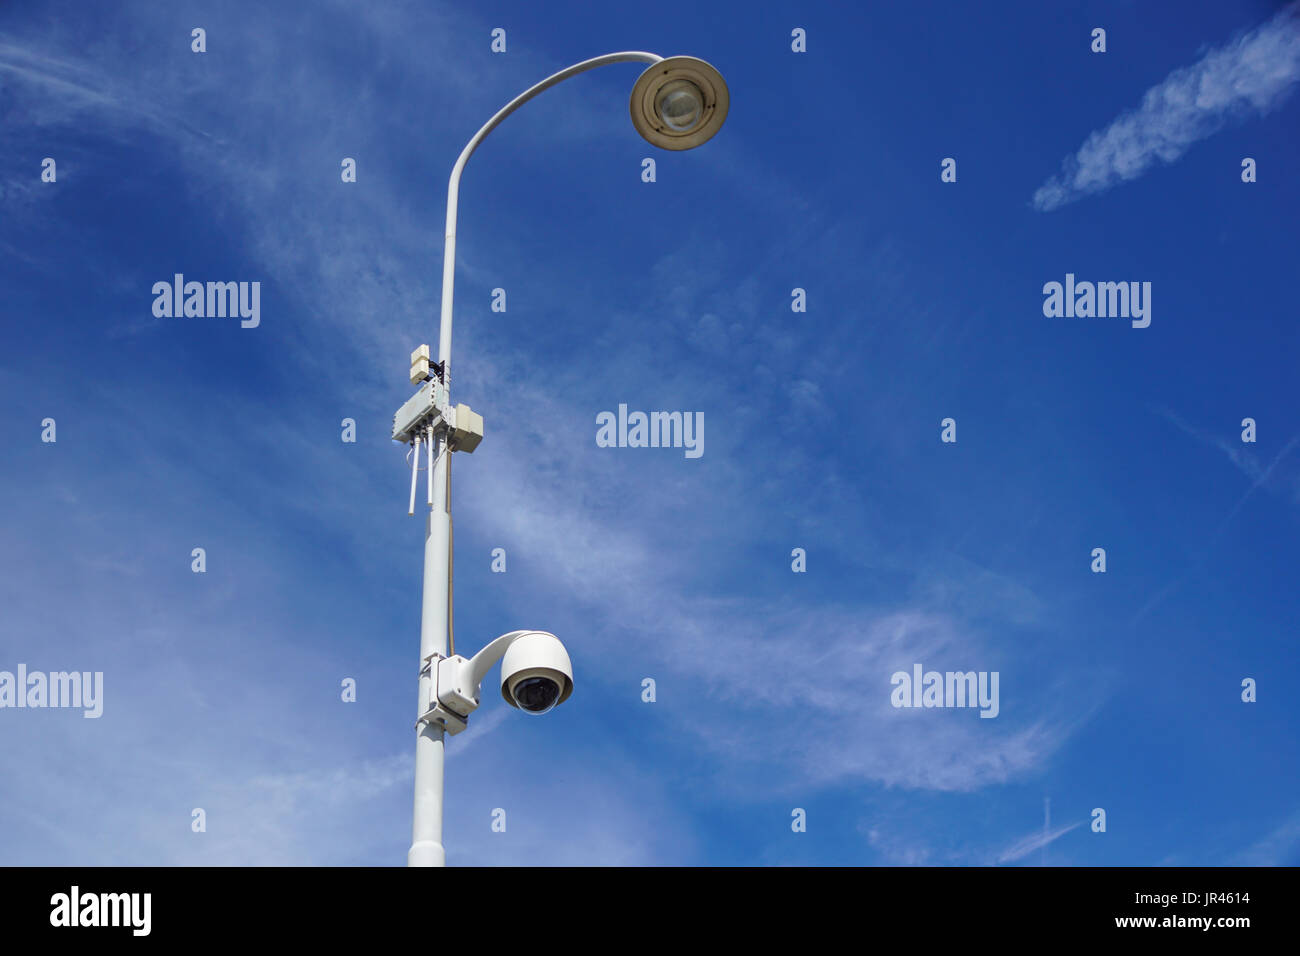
[{"left": 1, "top": 0, "right": 1297, "bottom": 866}]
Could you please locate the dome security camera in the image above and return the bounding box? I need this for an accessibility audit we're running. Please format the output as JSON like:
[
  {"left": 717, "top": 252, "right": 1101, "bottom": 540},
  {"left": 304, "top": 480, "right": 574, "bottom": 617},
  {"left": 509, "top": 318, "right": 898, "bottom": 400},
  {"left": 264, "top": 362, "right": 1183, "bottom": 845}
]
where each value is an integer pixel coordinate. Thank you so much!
[
  {"left": 424, "top": 630, "right": 574, "bottom": 735},
  {"left": 499, "top": 631, "right": 573, "bottom": 715}
]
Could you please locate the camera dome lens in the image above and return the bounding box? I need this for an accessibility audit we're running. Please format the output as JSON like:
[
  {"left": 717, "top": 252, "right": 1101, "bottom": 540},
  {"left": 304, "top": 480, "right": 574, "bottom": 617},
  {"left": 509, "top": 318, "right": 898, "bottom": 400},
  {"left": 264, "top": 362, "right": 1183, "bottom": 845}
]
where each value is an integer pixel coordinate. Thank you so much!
[{"left": 512, "top": 676, "right": 561, "bottom": 715}]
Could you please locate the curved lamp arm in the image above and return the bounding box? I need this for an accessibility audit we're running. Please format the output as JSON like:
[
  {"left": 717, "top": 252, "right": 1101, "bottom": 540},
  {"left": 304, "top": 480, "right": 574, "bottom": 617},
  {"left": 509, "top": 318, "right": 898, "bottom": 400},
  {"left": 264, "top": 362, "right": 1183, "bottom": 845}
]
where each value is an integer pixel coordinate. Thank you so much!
[{"left": 435, "top": 51, "right": 664, "bottom": 379}]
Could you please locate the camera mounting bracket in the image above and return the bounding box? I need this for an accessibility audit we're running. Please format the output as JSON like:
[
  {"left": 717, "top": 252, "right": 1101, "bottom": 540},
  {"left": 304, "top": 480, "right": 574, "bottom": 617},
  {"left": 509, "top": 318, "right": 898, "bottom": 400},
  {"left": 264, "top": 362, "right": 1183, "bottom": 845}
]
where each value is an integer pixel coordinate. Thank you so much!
[{"left": 417, "top": 652, "right": 471, "bottom": 736}]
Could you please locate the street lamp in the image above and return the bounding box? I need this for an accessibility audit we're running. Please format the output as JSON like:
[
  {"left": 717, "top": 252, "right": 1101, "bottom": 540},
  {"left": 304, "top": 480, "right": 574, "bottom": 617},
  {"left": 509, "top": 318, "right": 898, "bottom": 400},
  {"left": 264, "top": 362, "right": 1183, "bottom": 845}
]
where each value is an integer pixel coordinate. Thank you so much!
[
  {"left": 394, "top": 51, "right": 729, "bottom": 868},
  {"left": 629, "top": 56, "right": 729, "bottom": 150}
]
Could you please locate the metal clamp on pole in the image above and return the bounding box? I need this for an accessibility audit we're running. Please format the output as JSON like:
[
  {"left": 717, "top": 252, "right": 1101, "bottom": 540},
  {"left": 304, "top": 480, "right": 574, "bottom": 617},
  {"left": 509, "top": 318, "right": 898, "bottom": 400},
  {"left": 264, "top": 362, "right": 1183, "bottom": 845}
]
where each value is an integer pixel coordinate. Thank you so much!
[{"left": 417, "top": 651, "right": 470, "bottom": 735}]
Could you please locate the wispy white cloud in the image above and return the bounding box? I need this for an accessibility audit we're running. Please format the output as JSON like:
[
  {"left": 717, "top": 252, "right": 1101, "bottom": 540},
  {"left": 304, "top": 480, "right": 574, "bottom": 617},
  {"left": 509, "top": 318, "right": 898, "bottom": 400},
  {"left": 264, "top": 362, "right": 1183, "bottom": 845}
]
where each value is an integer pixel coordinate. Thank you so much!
[
  {"left": 1234, "top": 807, "right": 1300, "bottom": 865},
  {"left": 995, "top": 819, "right": 1083, "bottom": 864},
  {"left": 0, "top": 40, "right": 174, "bottom": 129},
  {"left": 0, "top": 0, "right": 1101, "bottom": 866},
  {"left": 1156, "top": 407, "right": 1300, "bottom": 515},
  {"left": 460, "top": 394, "right": 1093, "bottom": 793},
  {"left": 863, "top": 824, "right": 933, "bottom": 865},
  {"left": 1130, "top": 408, "right": 1300, "bottom": 624},
  {"left": 1033, "top": 3, "right": 1300, "bottom": 211}
]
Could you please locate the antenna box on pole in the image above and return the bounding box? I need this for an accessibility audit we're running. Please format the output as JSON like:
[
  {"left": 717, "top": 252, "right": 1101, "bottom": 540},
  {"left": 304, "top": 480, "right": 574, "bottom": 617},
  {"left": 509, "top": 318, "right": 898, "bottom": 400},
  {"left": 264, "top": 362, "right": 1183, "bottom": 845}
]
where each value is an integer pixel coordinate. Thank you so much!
[{"left": 392, "top": 380, "right": 448, "bottom": 443}]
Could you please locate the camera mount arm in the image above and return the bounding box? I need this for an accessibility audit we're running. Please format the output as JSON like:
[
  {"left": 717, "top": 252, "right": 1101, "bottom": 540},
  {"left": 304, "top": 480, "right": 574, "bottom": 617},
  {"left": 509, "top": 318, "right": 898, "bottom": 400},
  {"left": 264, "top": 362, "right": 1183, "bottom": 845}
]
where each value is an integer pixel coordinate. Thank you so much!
[
  {"left": 461, "top": 630, "right": 533, "bottom": 691},
  {"left": 419, "top": 630, "right": 534, "bottom": 735}
]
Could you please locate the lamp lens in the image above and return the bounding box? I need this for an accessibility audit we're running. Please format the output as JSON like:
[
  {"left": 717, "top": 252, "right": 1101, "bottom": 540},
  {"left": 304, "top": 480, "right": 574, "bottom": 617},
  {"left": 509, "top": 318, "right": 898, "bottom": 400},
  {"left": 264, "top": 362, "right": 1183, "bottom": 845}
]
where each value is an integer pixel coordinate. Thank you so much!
[{"left": 657, "top": 82, "right": 703, "bottom": 131}]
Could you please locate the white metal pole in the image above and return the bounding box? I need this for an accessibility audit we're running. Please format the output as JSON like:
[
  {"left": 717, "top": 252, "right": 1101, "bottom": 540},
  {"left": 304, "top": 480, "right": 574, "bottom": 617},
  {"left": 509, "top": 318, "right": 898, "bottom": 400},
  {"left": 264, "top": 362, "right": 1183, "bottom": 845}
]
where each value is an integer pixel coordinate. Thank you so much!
[
  {"left": 408, "top": 51, "right": 664, "bottom": 868},
  {"left": 409, "top": 433, "right": 450, "bottom": 868}
]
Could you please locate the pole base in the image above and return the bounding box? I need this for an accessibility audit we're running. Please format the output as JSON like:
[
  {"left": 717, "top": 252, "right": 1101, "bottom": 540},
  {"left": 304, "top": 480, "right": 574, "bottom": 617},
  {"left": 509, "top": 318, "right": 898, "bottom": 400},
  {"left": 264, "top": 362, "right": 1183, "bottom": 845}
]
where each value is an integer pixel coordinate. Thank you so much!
[{"left": 408, "top": 840, "right": 446, "bottom": 867}]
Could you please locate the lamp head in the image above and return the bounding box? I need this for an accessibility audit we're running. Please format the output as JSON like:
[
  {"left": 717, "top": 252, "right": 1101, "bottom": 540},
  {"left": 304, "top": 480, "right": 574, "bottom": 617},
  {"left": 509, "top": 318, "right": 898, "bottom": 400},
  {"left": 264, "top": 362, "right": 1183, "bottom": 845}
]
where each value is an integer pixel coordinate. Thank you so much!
[{"left": 630, "top": 56, "right": 729, "bottom": 151}]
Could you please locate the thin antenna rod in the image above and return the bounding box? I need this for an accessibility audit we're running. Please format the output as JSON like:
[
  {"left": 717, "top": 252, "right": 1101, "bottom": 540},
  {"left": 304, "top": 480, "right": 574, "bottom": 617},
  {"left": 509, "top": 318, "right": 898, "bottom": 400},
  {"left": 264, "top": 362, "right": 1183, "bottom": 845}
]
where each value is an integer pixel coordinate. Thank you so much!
[
  {"left": 426, "top": 426, "right": 435, "bottom": 507},
  {"left": 408, "top": 435, "right": 421, "bottom": 516}
]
